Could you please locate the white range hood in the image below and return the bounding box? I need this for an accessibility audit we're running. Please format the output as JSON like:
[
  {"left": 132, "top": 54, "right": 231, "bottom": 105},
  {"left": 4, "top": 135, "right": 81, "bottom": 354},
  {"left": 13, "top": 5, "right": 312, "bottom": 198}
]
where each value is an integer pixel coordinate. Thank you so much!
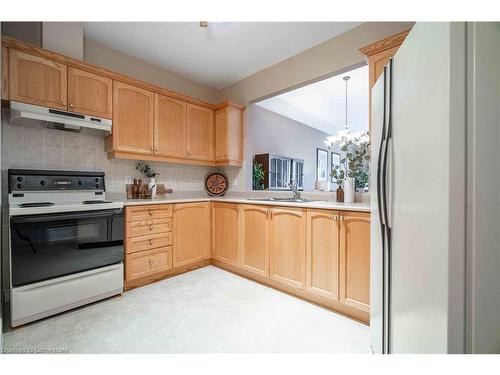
[{"left": 10, "top": 101, "right": 112, "bottom": 134}]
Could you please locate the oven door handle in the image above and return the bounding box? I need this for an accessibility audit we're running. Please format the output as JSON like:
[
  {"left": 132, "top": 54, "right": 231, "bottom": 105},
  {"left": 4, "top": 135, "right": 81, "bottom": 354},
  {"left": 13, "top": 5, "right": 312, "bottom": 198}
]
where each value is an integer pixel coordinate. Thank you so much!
[{"left": 11, "top": 209, "right": 123, "bottom": 224}]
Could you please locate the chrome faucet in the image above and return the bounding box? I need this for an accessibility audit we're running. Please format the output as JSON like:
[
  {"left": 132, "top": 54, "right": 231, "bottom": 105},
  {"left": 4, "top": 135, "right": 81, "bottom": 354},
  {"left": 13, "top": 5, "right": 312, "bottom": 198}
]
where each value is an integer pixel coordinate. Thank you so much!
[{"left": 288, "top": 180, "right": 300, "bottom": 200}]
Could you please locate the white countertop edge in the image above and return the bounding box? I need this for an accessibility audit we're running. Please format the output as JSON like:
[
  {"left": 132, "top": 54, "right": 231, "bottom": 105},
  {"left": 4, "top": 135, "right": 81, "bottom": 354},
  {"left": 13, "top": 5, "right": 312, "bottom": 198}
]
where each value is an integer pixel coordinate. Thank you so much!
[{"left": 118, "top": 196, "right": 371, "bottom": 212}]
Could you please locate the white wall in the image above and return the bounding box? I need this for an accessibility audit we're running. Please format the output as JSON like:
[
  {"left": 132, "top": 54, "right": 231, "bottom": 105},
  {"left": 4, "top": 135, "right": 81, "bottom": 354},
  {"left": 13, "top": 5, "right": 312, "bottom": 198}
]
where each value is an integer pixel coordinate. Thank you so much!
[{"left": 246, "top": 105, "right": 341, "bottom": 191}]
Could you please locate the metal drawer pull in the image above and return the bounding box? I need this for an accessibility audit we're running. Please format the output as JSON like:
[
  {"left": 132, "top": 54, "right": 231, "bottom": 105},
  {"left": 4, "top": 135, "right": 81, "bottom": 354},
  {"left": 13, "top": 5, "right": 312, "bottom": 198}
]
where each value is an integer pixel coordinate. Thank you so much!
[
  {"left": 333, "top": 215, "right": 339, "bottom": 221},
  {"left": 149, "top": 239, "right": 153, "bottom": 245},
  {"left": 149, "top": 225, "right": 153, "bottom": 230},
  {"left": 149, "top": 210, "right": 153, "bottom": 216}
]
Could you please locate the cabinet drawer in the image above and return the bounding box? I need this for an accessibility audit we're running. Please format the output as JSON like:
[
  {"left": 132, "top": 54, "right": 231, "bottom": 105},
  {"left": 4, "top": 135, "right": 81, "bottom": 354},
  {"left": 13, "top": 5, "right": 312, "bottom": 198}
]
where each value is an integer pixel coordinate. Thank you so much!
[
  {"left": 125, "top": 246, "right": 172, "bottom": 281},
  {"left": 126, "top": 232, "right": 172, "bottom": 254},
  {"left": 126, "top": 204, "right": 172, "bottom": 222},
  {"left": 126, "top": 218, "right": 172, "bottom": 237}
]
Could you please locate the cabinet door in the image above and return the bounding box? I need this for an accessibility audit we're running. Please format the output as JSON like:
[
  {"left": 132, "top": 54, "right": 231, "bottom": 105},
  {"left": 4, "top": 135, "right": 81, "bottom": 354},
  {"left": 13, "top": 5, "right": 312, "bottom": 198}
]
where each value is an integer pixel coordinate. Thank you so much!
[
  {"left": 155, "top": 94, "right": 187, "bottom": 158},
  {"left": 173, "top": 202, "right": 211, "bottom": 268},
  {"left": 68, "top": 67, "right": 112, "bottom": 118},
  {"left": 212, "top": 202, "right": 240, "bottom": 266},
  {"left": 113, "top": 81, "right": 154, "bottom": 155},
  {"left": 9, "top": 49, "right": 67, "bottom": 109},
  {"left": 306, "top": 210, "right": 339, "bottom": 301},
  {"left": 270, "top": 208, "right": 306, "bottom": 289},
  {"left": 186, "top": 104, "right": 214, "bottom": 161},
  {"left": 241, "top": 205, "right": 270, "bottom": 277},
  {"left": 339, "top": 211, "right": 370, "bottom": 312}
]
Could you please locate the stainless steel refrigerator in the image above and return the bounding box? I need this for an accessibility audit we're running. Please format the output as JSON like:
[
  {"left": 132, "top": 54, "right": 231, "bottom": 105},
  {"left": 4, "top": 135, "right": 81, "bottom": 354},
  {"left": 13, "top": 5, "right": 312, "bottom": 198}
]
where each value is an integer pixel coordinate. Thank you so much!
[{"left": 370, "top": 22, "right": 500, "bottom": 353}]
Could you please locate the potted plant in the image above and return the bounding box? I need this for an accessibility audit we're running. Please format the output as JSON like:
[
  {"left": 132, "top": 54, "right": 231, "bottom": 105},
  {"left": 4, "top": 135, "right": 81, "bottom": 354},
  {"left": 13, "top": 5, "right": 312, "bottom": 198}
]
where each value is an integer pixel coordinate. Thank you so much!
[
  {"left": 330, "top": 166, "right": 345, "bottom": 202},
  {"left": 340, "top": 134, "right": 370, "bottom": 203},
  {"left": 252, "top": 161, "right": 265, "bottom": 190},
  {"left": 136, "top": 162, "right": 160, "bottom": 199}
]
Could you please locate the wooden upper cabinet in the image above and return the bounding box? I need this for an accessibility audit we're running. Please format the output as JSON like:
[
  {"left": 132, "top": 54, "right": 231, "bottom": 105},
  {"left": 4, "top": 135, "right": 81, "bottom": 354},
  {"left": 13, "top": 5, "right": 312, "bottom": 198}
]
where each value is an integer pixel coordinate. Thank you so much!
[
  {"left": 359, "top": 29, "right": 411, "bottom": 88},
  {"left": 112, "top": 81, "right": 154, "bottom": 155},
  {"left": 270, "top": 208, "right": 306, "bottom": 290},
  {"left": 215, "top": 103, "right": 245, "bottom": 166},
  {"left": 68, "top": 67, "right": 112, "bottom": 118},
  {"left": 306, "top": 210, "right": 340, "bottom": 301},
  {"left": 9, "top": 49, "right": 67, "bottom": 109},
  {"left": 186, "top": 104, "right": 214, "bottom": 161},
  {"left": 172, "top": 202, "right": 211, "bottom": 268},
  {"left": 368, "top": 46, "right": 399, "bottom": 89},
  {"left": 359, "top": 29, "right": 410, "bottom": 132},
  {"left": 212, "top": 202, "right": 240, "bottom": 266},
  {"left": 241, "top": 205, "right": 270, "bottom": 277},
  {"left": 339, "top": 211, "right": 370, "bottom": 312},
  {"left": 154, "top": 94, "right": 187, "bottom": 158}
]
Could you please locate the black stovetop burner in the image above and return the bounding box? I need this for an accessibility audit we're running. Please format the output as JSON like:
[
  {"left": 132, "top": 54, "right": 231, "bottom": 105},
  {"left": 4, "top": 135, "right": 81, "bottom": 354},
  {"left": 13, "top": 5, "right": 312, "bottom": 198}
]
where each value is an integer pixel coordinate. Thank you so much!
[
  {"left": 18, "top": 202, "right": 55, "bottom": 208},
  {"left": 82, "top": 200, "right": 112, "bottom": 205}
]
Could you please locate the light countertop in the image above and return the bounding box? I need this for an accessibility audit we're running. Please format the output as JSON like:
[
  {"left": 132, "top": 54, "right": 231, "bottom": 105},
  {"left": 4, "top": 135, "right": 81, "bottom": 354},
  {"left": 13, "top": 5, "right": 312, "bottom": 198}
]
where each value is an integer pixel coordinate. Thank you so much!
[{"left": 106, "top": 191, "right": 371, "bottom": 212}]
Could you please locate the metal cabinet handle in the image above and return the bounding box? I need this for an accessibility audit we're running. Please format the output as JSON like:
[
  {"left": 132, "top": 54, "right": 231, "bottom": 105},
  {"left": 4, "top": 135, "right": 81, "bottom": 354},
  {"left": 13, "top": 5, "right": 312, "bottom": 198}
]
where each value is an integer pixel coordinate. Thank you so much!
[
  {"left": 149, "top": 210, "right": 153, "bottom": 216},
  {"left": 149, "top": 225, "right": 153, "bottom": 230},
  {"left": 333, "top": 215, "right": 339, "bottom": 221},
  {"left": 69, "top": 103, "right": 74, "bottom": 108},
  {"left": 149, "top": 239, "right": 153, "bottom": 245},
  {"left": 61, "top": 101, "right": 66, "bottom": 106}
]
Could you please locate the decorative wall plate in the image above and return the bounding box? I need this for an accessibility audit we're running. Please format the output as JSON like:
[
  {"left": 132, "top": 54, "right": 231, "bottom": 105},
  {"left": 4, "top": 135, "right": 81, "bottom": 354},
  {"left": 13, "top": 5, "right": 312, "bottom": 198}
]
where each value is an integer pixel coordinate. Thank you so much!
[{"left": 204, "top": 173, "right": 229, "bottom": 196}]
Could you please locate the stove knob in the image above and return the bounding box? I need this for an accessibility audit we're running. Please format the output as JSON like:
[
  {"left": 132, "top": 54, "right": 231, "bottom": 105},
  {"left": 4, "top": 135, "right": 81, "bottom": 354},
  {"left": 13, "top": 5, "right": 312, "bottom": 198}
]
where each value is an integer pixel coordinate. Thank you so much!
[
  {"left": 40, "top": 180, "right": 46, "bottom": 186},
  {"left": 16, "top": 176, "right": 23, "bottom": 182},
  {"left": 95, "top": 178, "right": 100, "bottom": 183},
  {"left": 78, "top": 180, "right": 83, "bottom": 186},
  {"left": 95, "top": 183, "right": 100, "bottom": 188},
  {"left": 17, "top": 183, "right": 23, "bottom": 189}
]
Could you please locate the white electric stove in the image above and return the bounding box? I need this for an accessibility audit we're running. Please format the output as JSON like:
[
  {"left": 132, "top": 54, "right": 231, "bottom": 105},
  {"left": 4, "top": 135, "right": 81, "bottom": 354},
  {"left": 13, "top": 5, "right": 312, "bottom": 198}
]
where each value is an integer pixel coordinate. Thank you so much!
[{"left": 8, "top": 169, "right": 124, "bottom": 327}]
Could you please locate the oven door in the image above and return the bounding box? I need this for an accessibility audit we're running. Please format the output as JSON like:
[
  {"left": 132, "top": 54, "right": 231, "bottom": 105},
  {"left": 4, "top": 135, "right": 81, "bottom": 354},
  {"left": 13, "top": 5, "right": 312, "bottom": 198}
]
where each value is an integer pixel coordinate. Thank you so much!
[{"left": 10, "top": 209, "right": 124, "bottom": 287}]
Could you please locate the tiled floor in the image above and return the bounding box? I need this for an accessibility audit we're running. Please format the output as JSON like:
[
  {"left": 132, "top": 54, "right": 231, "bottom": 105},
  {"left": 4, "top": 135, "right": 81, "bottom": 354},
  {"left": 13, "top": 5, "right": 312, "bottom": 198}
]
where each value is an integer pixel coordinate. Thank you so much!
[{"left": 2, "top": 266, "right": 370, "bottom": 353}]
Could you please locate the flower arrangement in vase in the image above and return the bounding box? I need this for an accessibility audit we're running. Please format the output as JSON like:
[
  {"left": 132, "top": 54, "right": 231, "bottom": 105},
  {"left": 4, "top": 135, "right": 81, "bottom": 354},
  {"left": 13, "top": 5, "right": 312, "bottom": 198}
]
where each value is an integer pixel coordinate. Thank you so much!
[{"left": 136, "top": 162, "right": 160, "bottom": 199}]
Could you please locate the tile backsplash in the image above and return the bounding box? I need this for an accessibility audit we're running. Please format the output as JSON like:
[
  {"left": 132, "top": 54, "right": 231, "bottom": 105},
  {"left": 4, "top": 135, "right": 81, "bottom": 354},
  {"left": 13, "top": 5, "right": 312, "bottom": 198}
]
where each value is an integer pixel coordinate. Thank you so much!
[{"left": 1, "top": 118, "right": 247, "bottom": 192}]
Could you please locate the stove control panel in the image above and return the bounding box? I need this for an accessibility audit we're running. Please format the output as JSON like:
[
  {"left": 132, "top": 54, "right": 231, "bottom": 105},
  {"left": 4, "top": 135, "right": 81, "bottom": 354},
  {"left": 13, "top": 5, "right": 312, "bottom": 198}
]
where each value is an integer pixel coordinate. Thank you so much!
[{"left": 9, "top": 169, "right": 105, "bottom": 192}]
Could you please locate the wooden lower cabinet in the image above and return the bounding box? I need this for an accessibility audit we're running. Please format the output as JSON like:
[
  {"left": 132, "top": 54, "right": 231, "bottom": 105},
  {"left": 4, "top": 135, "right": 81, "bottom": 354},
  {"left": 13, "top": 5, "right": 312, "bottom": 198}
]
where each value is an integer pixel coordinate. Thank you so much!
[
  {"left": 173, "top": 202, "right": 211, "bottom": 268},
  {"left": 339, "top": 211, "right": 371, "bottom": 312},
  {"left": 269, "top": 208, "right": 306, "bottom": 290},
  {"left": 306, "top": 209, "right": 340, "bottom": 301},
  {"left": 212, "top": 202, "right": 240, "bottom": 266},
  {"left": 125, "top": 204, "right": 173, "bottom": 283},
  {"left": 241, "top": 205, "right": 270, "bottom": 277},
  {"left": 126, "top": 246, "right": 172, "bottom": 281}
]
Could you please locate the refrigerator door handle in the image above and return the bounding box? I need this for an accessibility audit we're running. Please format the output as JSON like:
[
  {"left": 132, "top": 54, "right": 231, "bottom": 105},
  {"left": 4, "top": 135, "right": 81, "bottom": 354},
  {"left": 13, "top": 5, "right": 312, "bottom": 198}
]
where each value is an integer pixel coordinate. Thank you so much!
[
  {"left": 385, "top": 137, "right": 394, "bottom": 229},
  {"left": 377, "top": 138, "right": 387, "bottom": 226}
]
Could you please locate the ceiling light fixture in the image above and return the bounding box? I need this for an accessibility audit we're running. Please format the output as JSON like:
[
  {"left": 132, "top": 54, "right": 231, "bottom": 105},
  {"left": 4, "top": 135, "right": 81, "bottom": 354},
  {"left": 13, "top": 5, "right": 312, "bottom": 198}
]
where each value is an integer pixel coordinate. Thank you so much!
[
  {"left": 199, "top": 21, "right": 208, "bottom": 28},
  {"left": 325, "top": 75, "right": 367, "bottom": 148}
]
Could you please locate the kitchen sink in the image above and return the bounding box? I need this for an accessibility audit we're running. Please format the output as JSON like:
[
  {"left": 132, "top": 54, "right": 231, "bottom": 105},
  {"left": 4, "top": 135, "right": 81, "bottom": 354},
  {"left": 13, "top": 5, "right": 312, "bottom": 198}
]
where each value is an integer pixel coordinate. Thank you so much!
[{"left": 246, "top": 197, "right": 323, "bottom": 203}]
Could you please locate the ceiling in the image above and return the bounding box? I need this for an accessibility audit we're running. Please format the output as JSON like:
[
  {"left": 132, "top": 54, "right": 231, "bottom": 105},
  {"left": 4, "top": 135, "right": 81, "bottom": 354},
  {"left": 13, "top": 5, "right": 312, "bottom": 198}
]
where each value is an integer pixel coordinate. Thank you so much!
[
  {"left": 83, "top": 22, "right": 361, "bottom": 89},
  {"left": 255, "top": 65, "right": 369, "bottom": 135}
]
